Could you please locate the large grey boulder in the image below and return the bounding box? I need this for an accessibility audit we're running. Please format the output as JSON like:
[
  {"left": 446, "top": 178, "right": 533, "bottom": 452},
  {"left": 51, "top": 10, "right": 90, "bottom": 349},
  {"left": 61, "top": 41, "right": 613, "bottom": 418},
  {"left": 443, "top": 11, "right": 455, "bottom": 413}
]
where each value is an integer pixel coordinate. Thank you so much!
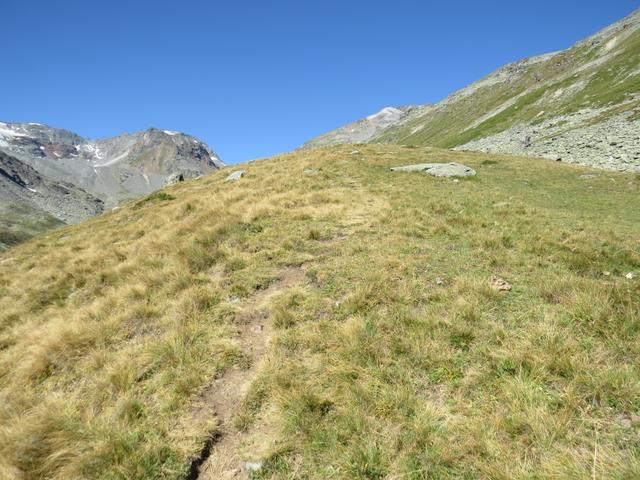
[
  {"left": 226, "top": 170, "right": 246, "bottom": 181},
  {"left": 390, "top": 162, "right": 476, "bottom": 177},
  {"left": 163, "top": 172, "right": 184, "bottom": 186}
]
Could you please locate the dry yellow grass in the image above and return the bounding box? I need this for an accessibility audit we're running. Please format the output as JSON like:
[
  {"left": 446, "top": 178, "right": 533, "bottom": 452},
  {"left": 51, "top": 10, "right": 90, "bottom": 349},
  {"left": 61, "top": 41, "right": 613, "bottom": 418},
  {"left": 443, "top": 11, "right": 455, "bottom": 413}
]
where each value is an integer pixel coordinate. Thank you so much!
[{"left": 0, "top": 145, "right": 638, "bottom": 479}]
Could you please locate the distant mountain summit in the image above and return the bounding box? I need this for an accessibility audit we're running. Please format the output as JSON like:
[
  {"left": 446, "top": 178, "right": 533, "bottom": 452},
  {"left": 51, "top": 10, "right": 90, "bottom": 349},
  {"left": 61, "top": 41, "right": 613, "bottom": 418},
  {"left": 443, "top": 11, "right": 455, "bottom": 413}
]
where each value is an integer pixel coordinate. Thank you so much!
[
  {"left": 304, "top": 8, "right": 640, "bottom": 172},
  {"left": 302, "top": 106, "right": 424, "bottom": 148},
  {"left": 0, "top": 122, "right": 224, "bottom": 248}
]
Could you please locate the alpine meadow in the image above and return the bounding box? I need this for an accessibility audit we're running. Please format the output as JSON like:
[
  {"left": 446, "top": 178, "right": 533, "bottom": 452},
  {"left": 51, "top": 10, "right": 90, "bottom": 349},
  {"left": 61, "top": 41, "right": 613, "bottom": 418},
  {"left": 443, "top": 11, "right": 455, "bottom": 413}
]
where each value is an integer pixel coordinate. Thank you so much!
[{"left": 0, "top": 3, "right": 639, "bottom": 480}]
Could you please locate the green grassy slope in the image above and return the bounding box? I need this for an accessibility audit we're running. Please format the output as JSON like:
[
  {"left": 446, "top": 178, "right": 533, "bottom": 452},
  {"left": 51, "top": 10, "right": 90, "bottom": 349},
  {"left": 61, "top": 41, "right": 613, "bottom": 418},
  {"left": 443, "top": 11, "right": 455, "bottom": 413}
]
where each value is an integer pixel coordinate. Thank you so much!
[
  {"left": 0, "top": 202, "right": 64, "bottom": 251},
  {"left": 0, "top": 146, "right": 639, "bottom": 479},
  {"left": 376, "top": 27, "right": 640, "bottom": 148}
]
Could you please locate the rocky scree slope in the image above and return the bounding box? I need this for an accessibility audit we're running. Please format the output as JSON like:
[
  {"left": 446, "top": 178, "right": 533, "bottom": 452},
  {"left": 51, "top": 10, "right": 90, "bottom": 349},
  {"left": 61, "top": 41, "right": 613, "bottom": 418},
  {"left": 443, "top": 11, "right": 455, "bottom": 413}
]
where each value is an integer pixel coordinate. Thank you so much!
[
  {"left": 304, "top": 8, "right": 640, "bottom": 172},
  {"left": 0, "top": 150, "right": 104, "bottom": 223},
  {"left": 0, "top": 150, "right": 104, "bottom": 249},
  {"left": 302, "top": 106, "right": 427, "bottom": 148}
]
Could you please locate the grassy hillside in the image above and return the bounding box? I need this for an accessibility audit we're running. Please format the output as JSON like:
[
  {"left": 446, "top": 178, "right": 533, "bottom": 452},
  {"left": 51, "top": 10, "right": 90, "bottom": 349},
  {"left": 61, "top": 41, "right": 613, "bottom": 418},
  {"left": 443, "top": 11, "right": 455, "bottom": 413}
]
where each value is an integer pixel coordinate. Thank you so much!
[
  {"left": 376, "top": 27, "right": 640, "bottom": 148},
  {"left": 303, "top": 10, "right": 640, "bottom": 169},
  {"left": 0, "top": 146, "right": 639, "bottom": 479}
]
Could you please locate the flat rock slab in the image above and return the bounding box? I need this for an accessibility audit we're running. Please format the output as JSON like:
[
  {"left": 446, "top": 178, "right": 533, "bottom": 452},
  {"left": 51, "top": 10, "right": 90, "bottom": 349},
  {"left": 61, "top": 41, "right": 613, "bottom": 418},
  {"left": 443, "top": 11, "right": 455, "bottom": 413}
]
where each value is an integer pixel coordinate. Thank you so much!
[
  {"left": 390, "top": 162, "right": 476, "bottom": 177},
  {"left": 226, "top": 170, "right": 246, "bottom": 181}
]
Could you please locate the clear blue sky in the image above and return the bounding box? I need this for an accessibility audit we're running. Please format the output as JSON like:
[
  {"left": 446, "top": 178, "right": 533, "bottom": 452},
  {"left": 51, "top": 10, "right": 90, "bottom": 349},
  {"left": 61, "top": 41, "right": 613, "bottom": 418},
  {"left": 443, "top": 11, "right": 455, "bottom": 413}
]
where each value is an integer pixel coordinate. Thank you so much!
[{"left": 1, "top": 1, "right": 637, "bottom": 164}]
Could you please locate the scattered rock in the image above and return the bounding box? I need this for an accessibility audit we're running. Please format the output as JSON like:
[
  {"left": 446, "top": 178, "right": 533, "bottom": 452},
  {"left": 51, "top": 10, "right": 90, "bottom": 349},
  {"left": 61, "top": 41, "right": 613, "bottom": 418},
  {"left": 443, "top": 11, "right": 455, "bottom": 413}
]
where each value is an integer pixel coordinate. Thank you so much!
[
  {"left": 244, "top": 461, "right": 262, "bottom": 473},
  {"left": 436, "top": 277, "right": 444, "bottom": 285},
  {"left": 625, "top": 272, "right": 636, "bottom": 280},
  {"left": 615, "top": 413, "right": 640, "bottom": 429},
  {"left": 164, "top": 172, "right": 184, "bottom": 186},
  {"left": 490, "top": 276, "right": 512, "bottom": 292},
  {"left": 618, "top": 415, "right": 632, "bottom": 428},
  {"left": 390, "top": 162, "right": 476, "bottom": 178},
  {"left": 226, "top": 170, "right": 246, "bottom": 181},
  {"left": 303, "top": 168, "right": 317, "bottom": 175},
  {"left": 602, "top": 271, "right": 611, "bottom": 277},
  {"left": 350, "top": 150, "right": 360, "bottom": 155}
]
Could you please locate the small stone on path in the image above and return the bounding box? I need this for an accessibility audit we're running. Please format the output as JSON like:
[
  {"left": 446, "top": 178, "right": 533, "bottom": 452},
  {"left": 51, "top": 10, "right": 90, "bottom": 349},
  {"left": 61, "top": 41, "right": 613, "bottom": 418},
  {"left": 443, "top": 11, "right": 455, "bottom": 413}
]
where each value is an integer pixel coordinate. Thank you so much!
[
  {"left": 245, "top": 461, "right": 262, "bottom": 473},
  {"left": 491, "top": 276, "right": 512, "bottom": 292}
]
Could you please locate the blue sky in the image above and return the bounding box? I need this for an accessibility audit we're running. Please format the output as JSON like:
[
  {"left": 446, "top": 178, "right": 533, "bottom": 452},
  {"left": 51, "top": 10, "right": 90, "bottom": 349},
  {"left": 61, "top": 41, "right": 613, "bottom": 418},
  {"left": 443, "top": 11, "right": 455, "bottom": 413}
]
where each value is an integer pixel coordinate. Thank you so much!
[{"left": 1, "top": 1, "right": 637, "bottom": 164}]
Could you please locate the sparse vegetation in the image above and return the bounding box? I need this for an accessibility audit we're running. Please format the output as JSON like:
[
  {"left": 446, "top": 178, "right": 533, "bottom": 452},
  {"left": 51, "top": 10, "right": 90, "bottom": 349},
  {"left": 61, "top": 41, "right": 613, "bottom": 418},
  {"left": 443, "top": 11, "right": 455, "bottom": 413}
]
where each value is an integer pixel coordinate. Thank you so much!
[{"left": 0, "top": 145, "right": 638, "bottom": 479}]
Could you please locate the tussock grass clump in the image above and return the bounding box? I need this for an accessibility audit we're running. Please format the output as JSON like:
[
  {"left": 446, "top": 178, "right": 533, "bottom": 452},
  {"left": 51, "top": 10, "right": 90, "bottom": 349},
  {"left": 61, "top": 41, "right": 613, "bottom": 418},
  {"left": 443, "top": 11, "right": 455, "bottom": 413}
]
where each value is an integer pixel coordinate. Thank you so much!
[
  {"left": 133, "top": 191, "right": 176, "bottom": 209},
  {"left": 0, "top": 145, "right": 639, "bottom": 479}
]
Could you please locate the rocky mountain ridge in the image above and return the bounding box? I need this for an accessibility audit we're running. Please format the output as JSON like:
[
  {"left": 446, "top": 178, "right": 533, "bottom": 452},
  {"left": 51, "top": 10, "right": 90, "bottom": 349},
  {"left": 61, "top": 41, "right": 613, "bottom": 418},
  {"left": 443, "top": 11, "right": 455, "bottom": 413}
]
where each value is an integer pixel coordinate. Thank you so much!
[
  {"left": 0, "top": 122, "right": 224, "bottom": 248},
  {"left": 0, "top": 122, "right": 224, "bottom": 207},
  {"left": 304, "top": 8, "right": 640, "bottom": 172},
  {"left": 302, "top": 106, "right": 426, "bottom": 148}
]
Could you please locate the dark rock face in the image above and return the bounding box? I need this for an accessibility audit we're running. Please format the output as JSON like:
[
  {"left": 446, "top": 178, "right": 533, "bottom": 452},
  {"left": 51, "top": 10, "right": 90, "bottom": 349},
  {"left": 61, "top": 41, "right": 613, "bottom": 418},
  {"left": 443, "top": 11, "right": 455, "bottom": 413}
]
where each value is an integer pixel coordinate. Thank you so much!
[{"left": 0, "top": 164, "right": 28, "bottom": 188}]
